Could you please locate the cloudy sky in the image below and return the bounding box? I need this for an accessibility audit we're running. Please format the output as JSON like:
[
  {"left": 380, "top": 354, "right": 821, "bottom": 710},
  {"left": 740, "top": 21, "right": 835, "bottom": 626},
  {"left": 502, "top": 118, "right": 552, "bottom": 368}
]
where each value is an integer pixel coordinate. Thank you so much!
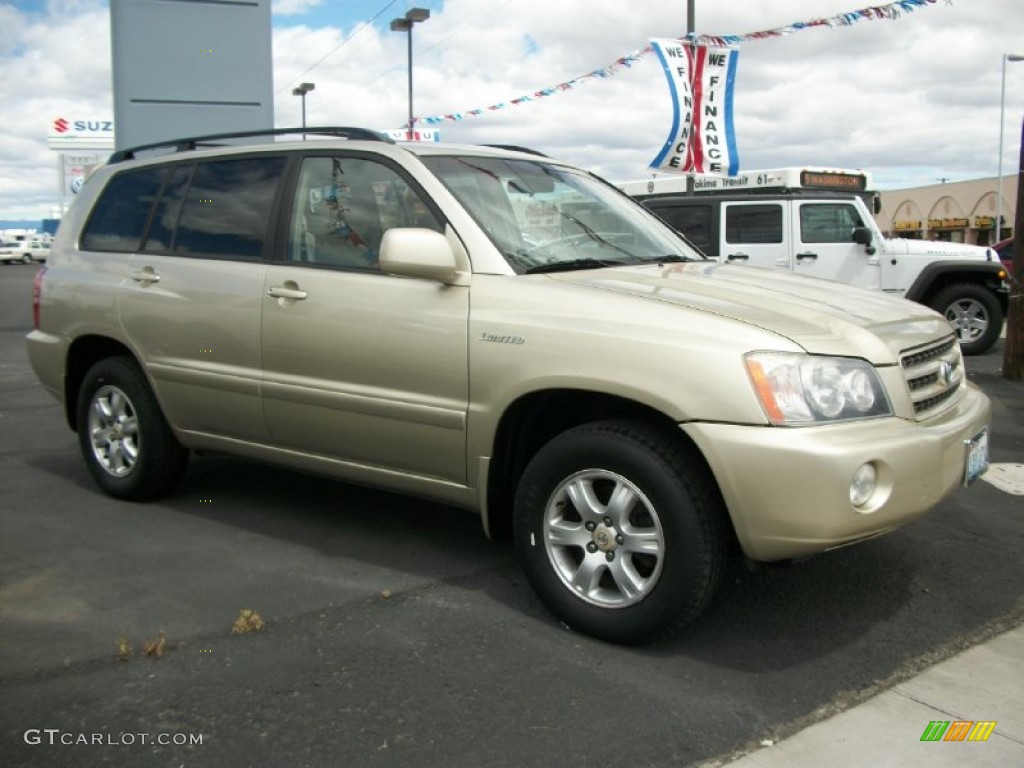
[{"left": 2, "top": 0, "right": 1023, "bottom": 221}]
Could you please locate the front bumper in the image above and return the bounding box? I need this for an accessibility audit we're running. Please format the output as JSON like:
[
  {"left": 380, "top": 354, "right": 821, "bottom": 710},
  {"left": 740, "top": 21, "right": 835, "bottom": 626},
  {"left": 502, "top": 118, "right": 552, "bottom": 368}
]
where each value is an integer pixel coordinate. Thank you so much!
[{"left": 683, "top": 383, "right": 992, "bottom": 561}]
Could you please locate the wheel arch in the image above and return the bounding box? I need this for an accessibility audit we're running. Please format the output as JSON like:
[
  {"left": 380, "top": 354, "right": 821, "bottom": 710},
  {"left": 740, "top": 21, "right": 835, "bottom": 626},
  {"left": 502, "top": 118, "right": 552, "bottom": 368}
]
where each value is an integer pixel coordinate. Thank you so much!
[
  {"left": 482, "top": 388, "right": 728, "bottom": 543},
  {"left": 904, "top": 262, "right": 1008, "bottom": 314},
  {"left": 64, "top": 335, "right": 139, "bottom": 431}
]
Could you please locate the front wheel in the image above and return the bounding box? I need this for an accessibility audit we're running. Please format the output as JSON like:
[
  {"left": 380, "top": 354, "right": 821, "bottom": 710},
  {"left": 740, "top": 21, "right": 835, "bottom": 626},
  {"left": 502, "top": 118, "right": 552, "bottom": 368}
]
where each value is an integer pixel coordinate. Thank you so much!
[
  {"left": 514, "top": 420, "right": 728, "bottom": 644},
  {"left": 76, "top": 357, "right": 188, "bottom": 500},
  {"left": 929, "top": 283, "right": 1004, "bottom": 356}
]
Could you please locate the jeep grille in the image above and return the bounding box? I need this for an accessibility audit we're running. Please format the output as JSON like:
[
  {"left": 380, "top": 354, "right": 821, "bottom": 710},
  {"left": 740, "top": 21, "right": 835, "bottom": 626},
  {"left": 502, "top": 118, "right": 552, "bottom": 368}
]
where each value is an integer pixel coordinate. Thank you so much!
[{"left": 900, "top": 337, "right": 963, "bottom": 418}]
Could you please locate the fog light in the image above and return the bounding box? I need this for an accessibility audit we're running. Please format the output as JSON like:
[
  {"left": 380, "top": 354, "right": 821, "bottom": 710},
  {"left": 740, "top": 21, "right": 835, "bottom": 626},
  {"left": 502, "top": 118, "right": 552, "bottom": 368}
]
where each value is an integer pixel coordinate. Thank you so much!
[{"left": 850, "top": 463, "right": 877, "bottom": 508}]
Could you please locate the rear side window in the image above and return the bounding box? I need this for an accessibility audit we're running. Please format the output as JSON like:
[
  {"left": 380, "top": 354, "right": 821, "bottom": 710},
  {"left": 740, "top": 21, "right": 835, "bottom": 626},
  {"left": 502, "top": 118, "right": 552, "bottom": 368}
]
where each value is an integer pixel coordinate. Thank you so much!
[
  {"left": 173, "top": 157, "right": 287, "bottom": 260},
  {"left": 142, "top": 165, "right": 192, "bottom": 253},
  {"left": 725, "top": 204, "right": 783, "bottom": 244},
  {"left": 80, "top": 167, "right": 169, "bottom": 252}
]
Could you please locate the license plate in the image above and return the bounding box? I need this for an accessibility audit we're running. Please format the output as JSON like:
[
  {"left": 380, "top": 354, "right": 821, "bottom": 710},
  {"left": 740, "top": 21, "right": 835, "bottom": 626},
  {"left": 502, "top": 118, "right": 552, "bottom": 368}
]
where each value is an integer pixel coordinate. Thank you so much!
[{"left": 963, "top": 430, "right": 989, "bottom": 487}]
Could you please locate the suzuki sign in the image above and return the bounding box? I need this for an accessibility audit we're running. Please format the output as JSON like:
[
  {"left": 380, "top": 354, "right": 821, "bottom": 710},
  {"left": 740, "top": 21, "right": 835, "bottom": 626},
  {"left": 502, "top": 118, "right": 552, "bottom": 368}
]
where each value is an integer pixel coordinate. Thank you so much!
[{"left": 48, "top": 117, "right": 115, "bottom": 150}]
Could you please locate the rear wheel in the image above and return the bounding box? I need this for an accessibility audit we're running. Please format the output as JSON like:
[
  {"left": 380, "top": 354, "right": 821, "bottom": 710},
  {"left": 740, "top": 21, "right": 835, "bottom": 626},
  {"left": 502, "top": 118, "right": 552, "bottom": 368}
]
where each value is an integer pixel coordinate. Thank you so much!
[
  {"left": 929, "top": 283, "right": 1003, "bottom": 356},
  {"left": 514, "top": 420, "right": 728, "bottom": 644},
  {"left": 76, "top": 357, "right": 188, "bottom": 500}
]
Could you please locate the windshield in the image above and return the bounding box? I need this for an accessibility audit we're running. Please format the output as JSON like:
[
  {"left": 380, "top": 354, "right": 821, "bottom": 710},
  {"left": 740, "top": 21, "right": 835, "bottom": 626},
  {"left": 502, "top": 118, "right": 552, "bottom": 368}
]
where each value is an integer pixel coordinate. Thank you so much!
[{"left": 421, "top": 155, "right": 705, "bottom": 273}]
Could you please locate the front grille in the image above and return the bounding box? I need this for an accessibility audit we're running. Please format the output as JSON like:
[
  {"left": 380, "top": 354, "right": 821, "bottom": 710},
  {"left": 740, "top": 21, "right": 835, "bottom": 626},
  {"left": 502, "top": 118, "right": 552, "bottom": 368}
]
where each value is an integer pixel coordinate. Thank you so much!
[
  {"left": 902, "top": 338, "right": 956, "bottom": 369},
  {"left": 900, "top": 336, "right": 963, "bottom": 418}
]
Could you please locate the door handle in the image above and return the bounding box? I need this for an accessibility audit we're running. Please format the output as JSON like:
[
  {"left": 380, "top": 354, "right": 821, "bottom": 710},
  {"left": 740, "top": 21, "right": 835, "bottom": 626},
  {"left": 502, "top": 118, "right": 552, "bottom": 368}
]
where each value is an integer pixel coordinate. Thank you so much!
[
  {"left": 726, "top": 253, "right": 749, "bottom": 261},
  {"left": 796, "top": 252, "right": 818, "bottom": 261},
  {"left": 267, "top": 284, "right": 308, "bottom": 300},
  {"left": 130, "top": 269, "right": 161, "bottom": 284}
]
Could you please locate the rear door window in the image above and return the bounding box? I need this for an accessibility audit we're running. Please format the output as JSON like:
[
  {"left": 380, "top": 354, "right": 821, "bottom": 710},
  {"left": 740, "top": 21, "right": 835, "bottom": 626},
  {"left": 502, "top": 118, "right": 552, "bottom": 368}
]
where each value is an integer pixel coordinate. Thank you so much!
[
  {"left": 725, "top": 204, "right": 783, "bottom": 244},
  {"left": 173, "top": 157, "right": 287, "bottom": 260}
]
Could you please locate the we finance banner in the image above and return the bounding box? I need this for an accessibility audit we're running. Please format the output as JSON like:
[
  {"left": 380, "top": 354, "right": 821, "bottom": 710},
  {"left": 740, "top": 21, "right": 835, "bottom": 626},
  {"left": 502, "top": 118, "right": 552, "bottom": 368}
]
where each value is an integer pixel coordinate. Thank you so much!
[{"left": 649, "top": 40, "right": 739, "bottom": 176}]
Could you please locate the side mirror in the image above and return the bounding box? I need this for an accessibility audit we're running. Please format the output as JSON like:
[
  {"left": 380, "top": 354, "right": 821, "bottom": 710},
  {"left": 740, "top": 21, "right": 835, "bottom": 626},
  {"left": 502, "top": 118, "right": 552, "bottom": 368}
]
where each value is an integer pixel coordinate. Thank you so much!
[
  {"left": 852, "top": 226, "right": 872, "bottom": 246},
  {"left": 852, "top": 226, "right": 876, "bottom": 255},
  {"left": 379, "top": 228, "right": 462, "bottom": 284}
]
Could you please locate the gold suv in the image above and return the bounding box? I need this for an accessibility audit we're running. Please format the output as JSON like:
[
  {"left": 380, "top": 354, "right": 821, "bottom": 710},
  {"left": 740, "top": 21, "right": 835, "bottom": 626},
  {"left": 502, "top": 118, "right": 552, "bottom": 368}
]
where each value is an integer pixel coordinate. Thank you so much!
[{"left": 27, "top": 128, "right": 991, "bottom": 644}]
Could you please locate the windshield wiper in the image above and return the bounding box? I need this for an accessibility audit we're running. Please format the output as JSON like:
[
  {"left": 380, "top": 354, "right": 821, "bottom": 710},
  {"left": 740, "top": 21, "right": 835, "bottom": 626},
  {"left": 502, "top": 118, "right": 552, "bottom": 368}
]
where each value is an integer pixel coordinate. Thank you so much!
[
  {"left": 524, "top": 258, "right": 622, "bottom": 274},
  {"left": 631, "top": 254, "right": 700, "bottom": 265}
]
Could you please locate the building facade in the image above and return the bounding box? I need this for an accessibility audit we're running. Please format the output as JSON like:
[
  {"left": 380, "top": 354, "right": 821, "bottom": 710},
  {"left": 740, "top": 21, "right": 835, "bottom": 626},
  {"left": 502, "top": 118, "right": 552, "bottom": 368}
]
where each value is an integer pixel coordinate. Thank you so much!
[{"left": 876, "top": 175, "right": 1018, "bottom": 246}]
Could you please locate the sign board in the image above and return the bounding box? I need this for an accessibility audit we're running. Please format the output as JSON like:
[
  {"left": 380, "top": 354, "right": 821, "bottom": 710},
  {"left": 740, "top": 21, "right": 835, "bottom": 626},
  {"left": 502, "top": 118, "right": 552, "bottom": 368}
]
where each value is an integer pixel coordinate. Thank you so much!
[
  {"left": 648, "top": 40, "right": 740, "bottom": 177},
  {"left": 110, "top": 0, "right": 273, "bottom": 150},
  {"left": 48, "top": 117, "right": 115, "bottom": 151},
  {"left": 61, "top": 152, "right": 105, "bottom": 196}
]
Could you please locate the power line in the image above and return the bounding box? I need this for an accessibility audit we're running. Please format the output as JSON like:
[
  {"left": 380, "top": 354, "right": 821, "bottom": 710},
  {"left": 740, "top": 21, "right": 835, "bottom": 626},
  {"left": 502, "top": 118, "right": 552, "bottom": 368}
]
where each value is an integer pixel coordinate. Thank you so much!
[
  {"left": 355, "top": 0, "right": 515, "bottom": 91},
  {"left": 414, "top": 0, "right": 513, "bottom": 60},
  {"left": 276, "top": 0, "right": 402, "bottom": 95}
]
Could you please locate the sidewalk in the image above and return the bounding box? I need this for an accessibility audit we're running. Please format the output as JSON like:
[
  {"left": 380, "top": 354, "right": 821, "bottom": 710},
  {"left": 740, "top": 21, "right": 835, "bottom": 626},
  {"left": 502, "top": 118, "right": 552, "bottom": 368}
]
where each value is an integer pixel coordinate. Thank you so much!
[{"left": 721, "top": 623, "right": 1024, "bottom": 767}]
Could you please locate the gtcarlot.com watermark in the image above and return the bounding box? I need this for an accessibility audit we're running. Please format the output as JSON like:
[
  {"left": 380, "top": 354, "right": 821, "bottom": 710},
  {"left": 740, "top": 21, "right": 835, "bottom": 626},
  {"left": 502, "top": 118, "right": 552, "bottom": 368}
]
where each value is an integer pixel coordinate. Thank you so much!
[{"left": 24, "top": 729, "right": 204, "bottom": 747}]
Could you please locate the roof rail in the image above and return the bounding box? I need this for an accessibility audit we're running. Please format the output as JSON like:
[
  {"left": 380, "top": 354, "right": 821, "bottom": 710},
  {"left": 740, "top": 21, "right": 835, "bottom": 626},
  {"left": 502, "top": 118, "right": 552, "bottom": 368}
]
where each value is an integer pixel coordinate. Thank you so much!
[
  {"left": 108, "top": 126, "right": 395, "bottom": 164},
  {"left": 481, "top": 144, "right": 549, "bottom": 158}
]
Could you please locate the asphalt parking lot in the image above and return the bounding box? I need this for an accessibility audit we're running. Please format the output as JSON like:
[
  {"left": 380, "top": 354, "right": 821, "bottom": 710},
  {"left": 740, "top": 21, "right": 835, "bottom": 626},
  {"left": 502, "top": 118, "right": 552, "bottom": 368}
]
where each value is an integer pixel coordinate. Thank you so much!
[{"left": 1, "top": 262, "right": 1022, "bottom": 767}]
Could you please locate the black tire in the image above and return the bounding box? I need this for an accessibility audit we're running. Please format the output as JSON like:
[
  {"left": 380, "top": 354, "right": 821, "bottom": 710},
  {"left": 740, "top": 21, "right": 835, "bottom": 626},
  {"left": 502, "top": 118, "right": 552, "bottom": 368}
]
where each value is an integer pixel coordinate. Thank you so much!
[
  {"left": 514, "top": 419, "right": 728, "bottom": 645},
  {"left": 929, "top": 283, "right": 1004, "bottom": 356},
  {"left": 76, "top": 357, "right": 188, "bottom": 500}
]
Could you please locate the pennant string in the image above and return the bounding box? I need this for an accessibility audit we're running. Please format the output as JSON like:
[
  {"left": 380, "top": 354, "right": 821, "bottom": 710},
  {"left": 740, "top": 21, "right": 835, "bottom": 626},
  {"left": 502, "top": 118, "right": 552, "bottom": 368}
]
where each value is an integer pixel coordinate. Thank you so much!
[{"left": 418, "top": 0, "right": 944, "bottom": 126}]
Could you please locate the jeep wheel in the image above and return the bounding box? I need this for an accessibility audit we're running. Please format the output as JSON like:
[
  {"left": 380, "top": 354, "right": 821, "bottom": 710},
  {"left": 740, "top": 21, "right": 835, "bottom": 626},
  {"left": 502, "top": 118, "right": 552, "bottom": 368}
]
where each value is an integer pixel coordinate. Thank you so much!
[
  {"left": 76, "top": 357, "right": 188, "bottom": 500},
  {"left": 514, "top": 420, "right": 728, "bottom": 644},
  {"left": 929, "top": 283, "right": 1004, "bottom": 356}
]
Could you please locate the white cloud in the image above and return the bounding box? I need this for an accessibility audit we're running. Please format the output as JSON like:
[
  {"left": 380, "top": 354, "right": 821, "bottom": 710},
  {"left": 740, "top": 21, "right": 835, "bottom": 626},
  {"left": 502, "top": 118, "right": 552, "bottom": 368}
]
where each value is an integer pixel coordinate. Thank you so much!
[
  {"left": 272, "top": 0, "right": 325, "bottom": 16},
  {"left": 2, "top": 0, "right": 1024, "bottom": 221}
]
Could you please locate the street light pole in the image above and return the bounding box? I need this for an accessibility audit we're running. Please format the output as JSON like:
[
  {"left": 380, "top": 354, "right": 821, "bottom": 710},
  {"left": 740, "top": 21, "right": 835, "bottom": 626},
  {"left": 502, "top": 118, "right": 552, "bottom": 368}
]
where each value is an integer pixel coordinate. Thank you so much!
[
  {"left": 390, "top": 8, "right": 430, "bottom": 140},
  {"left": 997, "top": 54, "right": 1023, "bottom": 241},
  {"left": 292, "top": 82, "right": 315, "bottom": 139}
]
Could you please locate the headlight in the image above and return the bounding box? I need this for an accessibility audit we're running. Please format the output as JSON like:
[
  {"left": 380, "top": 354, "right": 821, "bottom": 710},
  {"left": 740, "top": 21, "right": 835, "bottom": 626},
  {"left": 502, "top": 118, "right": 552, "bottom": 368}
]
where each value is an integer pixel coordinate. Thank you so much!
[{"left": 744, "top": 352, "right": 892, "bottom": 425}]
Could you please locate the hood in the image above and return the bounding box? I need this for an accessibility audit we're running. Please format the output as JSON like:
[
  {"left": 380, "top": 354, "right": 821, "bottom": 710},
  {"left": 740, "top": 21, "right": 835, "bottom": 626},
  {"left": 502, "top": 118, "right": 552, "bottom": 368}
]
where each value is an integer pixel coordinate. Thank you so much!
[
  {"left": 548, "top": 261, "right": 952, "bottom": 364},
  {"left": 884, "top": 237, "right": 995, "bottom": 261}
]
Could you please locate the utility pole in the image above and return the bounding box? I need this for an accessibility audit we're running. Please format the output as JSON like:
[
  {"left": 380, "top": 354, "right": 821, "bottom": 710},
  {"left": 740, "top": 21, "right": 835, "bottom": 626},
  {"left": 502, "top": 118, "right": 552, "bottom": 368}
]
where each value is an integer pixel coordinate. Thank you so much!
[{"left": 1003, "top": 117, "right": 1023, "bottom": 380}]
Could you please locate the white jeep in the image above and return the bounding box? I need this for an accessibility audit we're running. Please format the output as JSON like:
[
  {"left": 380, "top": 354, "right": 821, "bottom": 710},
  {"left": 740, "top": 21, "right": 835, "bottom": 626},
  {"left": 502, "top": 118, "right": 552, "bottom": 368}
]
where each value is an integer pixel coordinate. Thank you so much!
[{"left": 621, "top": 168, "right": 1009, "bottom": 356}]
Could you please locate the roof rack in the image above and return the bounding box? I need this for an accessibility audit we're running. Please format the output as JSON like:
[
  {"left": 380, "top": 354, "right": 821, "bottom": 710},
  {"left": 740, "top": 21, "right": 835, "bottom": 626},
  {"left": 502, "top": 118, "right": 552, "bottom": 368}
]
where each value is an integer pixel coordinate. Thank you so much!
[
  {"left": 481, "top": 144, "right": 549, "bottom": 158},
  {"left": 108, "top": 126, "right": 395, "bottom": 164}
]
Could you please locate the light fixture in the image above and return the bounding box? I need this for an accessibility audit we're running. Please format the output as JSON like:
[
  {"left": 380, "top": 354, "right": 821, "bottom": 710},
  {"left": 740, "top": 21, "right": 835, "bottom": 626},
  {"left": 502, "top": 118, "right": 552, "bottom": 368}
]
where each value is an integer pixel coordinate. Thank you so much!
[{"left": 292, "top": 82, "right": 315, "bottom": 139}]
